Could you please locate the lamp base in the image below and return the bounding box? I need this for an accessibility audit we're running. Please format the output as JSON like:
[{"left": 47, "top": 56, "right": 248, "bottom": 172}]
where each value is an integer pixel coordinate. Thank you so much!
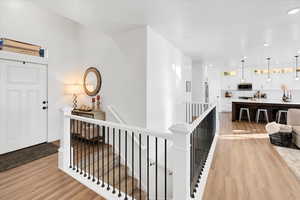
[{"left": 73, "top": 94, "right": 78, "bottom": 109}]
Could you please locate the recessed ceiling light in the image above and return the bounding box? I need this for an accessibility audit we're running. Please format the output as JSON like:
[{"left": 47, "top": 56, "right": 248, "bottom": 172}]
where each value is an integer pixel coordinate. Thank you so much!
[
  {"left": 243, "top": 56, "right": 247, "bottom": 59},
  {"left": 264, "top": 43, "right": 269, "bottom": 47},
  {"left": 288, "top": 8, "right": 300, "bottom": 15},
  {"left": 297, "top": 50, "right": 300, "bottom": 54}
]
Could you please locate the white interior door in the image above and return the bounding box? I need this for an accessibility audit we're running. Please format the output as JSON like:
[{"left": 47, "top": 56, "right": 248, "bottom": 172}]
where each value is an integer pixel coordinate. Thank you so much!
[{"left": 0, "top": 59, "right": 47, "bottom": 154}]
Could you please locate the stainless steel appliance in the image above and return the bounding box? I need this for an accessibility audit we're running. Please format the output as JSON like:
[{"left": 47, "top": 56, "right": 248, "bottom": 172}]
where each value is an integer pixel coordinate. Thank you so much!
[{"left": 238, "top": 83, "right": 252, "bottom": 90}]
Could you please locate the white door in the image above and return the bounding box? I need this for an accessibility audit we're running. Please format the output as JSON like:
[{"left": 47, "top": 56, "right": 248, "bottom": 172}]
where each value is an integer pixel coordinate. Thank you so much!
[{"left": 0, "top": 59, "right": 47, "bottom": 154}]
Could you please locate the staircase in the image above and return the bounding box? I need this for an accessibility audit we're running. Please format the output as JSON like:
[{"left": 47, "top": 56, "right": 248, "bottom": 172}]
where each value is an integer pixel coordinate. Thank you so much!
[
  {"left": 60, "top": 103, "right": 218, "bottom": 200},
  {"left": 72, "top": 139, "right": 147, "bottom": 200}
]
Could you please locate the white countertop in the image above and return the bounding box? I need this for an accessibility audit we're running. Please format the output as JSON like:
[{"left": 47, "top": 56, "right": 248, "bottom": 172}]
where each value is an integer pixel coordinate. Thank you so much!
[{"left": 231, "top": 99, "right": 300, "bottom": 105}]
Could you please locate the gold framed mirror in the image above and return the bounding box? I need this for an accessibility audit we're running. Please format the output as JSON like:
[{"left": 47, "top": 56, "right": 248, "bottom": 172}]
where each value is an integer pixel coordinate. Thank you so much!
[{"left": 83, "top": 67, "right": 102, "bottom": 96}]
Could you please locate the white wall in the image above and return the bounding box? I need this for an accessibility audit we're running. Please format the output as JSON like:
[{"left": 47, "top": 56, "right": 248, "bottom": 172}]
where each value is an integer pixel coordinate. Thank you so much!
[
  {"left": 0, "top": 0, "right": 192, "bottom": 143},
  {"left": 192, "top": 61, "right": 205, "bottom": 102},
  {"left": 192, "top": 62, "right": 221, "bottom": 105},
  {"left": 220, "top": 65, "right": 300, "bottom": 100},
  {"left": 78, "top": 27, "right": 147, "bottom": 127},
  {"left": 147, "top": 27, "right": 192, "bottom": 131},
  {"left": 207, "top": 66, "right": 221, "bottom": 105},
  {"left": 0, "top": 0, "right": 82, "bottom": 142},
  {"left": 0, "top": 0, "right": 148, "bottom": 142}
]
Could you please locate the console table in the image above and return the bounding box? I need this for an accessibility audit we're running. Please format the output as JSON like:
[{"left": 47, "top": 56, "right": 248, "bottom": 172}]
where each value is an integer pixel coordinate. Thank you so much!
[{"left": 71, "top": 109, "right": 106, "bottom": 143}]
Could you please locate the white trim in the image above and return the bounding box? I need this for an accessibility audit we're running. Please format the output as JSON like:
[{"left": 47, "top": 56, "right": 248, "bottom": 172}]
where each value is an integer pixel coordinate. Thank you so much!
[
  {"left": 0, "top": 51, "right": 48, "bottom": 65},
  {"left": 106, "top": 105, "right": 173, "bottom": 174},
  {"left": 107, "top": 105, "right": 147, "bottom": 150},
  {"left": 66, "top": 113, "right": 172, "bottom": 140},
  {"left": 107, "top": 105, "right": 126, "bottom": 124},
  {"left": 193, "top": 133, "right": 218, "bottom": 200}
]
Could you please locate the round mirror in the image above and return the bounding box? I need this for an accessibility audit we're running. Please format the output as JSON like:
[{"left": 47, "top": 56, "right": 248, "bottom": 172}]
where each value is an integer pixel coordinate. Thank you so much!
[{"left": 83, "top": 67, "right": 102, "bottom": 96}]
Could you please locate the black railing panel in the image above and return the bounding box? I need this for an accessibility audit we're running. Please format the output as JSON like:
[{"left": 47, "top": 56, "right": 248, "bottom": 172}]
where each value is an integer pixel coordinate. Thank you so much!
[
  {"left": 190, "top": 107, "right": 216, "bottom": 198},
  {"left": 68, "top": 116, "right": 171, "bottom": 200}
]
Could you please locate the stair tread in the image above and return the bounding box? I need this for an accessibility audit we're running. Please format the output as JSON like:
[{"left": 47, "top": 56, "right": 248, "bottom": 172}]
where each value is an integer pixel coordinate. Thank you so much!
[
  {"left": 71, "top": 142, "right": 148, "bottom": 199},
  {"left": 130, "top": 188, "right": 148, "bottom": 200}
]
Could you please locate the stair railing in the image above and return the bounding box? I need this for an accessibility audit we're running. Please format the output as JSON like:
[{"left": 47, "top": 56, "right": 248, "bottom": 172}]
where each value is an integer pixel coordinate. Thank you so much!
[
  {"left": 107, "top": 105, "right": 173, "bottom": 170},
  {"left": 169, "top": 104, "right": 217, "bottom": 200},
  {"left": 185, "top": 101, "right": 211, "bottom": 124},
  {"left": 59, "top": 107, "right": 172, "bottom": 200},
  {"left": 59, "top": 103, "right": 218, "bottom": 200}
]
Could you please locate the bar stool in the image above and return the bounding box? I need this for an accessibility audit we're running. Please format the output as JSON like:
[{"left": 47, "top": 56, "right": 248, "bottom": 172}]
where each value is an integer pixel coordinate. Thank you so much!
[
  {"left": 239, "top": 108, "right": 251, "bottom": 122},
  {"left": 276, "top": 110, "right": 288, "bottom": 124},
  {"left": 256, "top": 109, "right": 269, "bottom": 123}
]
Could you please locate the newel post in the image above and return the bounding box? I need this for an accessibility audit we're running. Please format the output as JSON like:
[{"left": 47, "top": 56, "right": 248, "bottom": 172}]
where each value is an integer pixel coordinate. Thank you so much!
[
  {"left": 58, "top": 107, "right": 72, "bottom": 171},
  {"left": 169, "top": 123, "right": 192, "bottom": 200}
]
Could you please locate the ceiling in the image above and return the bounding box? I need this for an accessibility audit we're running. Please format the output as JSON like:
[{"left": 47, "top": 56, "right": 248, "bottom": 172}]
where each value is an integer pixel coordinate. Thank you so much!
[{"left": 30, "top": 0, "right": 300, "bottom": 68}]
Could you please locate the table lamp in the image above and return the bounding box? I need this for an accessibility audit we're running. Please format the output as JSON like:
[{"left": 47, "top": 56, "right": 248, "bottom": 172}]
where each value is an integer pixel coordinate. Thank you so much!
[{"left": 64, "top": 84, "right": 82, "bottom": 109}]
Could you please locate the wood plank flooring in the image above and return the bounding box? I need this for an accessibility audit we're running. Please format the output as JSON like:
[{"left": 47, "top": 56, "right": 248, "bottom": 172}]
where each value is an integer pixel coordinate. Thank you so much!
[
  {"left": 0, "top": 145, "right": 105, "bottom": 200},
  {"left": 202, "top": 112, "right": 300, "bottom": 200},
  {"left": 220, "top": 112, "right": 267, "bottom": 135},
  {"left": 1, "top": 112, "right": 299, "bottom": 200}
]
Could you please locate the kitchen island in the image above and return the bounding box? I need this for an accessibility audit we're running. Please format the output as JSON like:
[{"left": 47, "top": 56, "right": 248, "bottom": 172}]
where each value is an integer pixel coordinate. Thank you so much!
[{"left": 232, "top": 99, "right": 300, "bottom": 122}]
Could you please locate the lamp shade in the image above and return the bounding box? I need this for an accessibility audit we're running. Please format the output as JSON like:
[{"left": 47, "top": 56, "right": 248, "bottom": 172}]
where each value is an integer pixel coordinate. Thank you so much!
[{"left": 64, "top": 84, "right": 82, "bottom": 95}]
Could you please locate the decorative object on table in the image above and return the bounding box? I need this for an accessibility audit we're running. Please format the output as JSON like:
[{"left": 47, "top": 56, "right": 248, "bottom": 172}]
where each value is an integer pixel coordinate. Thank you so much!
[
  {"left": 83, "top": 67, "right": 102, "bottom": 96},
  {"left": 77, "top": 105, "right": 92, "bottom": 112},
  {"left": 91, "top": 97, "right": 96, "bottom": 110},
  {"left": 0, "top": 38, "right": 45, "bottom": 57},
  {"left": 254, "top": 91, "right": 261, "bottom": 99},
  {"left": 281, "top": 84, "right": 291, "bottom": 102},
  {"left": 96, "top": 95, "right": 101, "bottom": 111},
  {"left": 224, "top": 91, "right": 232, "bottom": 98},
  {"left": 64, "top": 83, "right": 82, "bottom": 109},
  {"left": 186, "top": 81, "right": 191, "bottom": 92}
]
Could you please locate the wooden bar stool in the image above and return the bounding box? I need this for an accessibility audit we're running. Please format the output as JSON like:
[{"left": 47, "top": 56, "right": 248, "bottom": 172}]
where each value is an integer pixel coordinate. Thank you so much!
[
  {"left": 239, "top": 108, "right": 251, "bottom": 122},
  {"left": 256, "top": 109, "right": 269, "bottom": 123}
]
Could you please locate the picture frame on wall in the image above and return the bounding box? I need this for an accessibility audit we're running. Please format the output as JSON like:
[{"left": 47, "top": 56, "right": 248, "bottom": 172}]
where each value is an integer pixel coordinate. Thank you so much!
[{"left": 186, "top": 81, "right": 192, "bottom": 92}]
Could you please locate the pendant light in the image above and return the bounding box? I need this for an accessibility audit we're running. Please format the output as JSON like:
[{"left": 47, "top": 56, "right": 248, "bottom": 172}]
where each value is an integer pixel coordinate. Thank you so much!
[
  {"left": 295, "top": 55, "right": 299, "bottom": 80},
  {"left": 266, "top": 57, "right": 271, "bottom": 82},
  {"left": 241, "top": 59, "right": 245, "bottom": 82}
]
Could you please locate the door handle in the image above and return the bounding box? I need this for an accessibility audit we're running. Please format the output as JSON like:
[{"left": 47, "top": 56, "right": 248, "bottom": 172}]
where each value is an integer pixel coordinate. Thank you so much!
[{"left": 42, "top": 106, "right": 48, "bottom": 110}]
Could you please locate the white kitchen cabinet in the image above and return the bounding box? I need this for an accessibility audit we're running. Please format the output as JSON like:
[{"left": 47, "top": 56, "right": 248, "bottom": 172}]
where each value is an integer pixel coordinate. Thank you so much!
[{"left": 221, "top": 98, "right": 232, "bottom": 112}]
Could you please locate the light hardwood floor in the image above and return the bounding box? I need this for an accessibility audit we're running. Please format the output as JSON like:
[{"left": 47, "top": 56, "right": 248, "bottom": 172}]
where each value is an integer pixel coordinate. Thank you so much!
[
  {"left": 0, "top": 146, "right": 105, "bottom": 200},
  {"left": 1, "top": 113, "right": 299, "bottom": 200},
  {"left": 219, "top": 112, "right": 267, "bottom": 135},
  {"left": 202, "top": 112, "right": 300, "bottom": 200}
]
